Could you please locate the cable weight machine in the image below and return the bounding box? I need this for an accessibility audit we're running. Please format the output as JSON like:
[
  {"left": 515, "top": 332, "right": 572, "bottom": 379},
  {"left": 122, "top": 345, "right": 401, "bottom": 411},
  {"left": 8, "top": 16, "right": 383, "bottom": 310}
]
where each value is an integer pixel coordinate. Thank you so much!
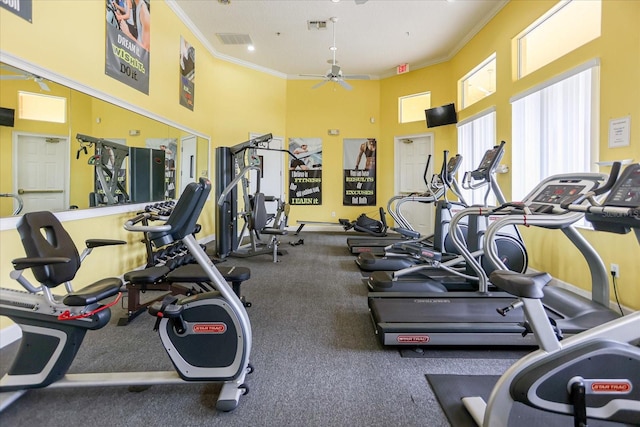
[{"left": 215, "top": 134, "right": 297, "bottom": 261}]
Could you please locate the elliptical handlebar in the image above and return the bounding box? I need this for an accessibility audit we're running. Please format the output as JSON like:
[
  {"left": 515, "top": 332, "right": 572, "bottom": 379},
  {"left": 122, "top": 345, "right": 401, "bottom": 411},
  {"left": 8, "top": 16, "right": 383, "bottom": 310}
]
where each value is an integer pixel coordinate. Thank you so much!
[{"left": 560, "top": 161, "right": 622, "bottom": 210}]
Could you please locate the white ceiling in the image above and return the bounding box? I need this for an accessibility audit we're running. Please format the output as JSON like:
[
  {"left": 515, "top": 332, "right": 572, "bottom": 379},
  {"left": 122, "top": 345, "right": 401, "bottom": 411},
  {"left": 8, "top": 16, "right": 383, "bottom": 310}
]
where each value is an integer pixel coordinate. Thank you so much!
[{"left": 170, "top": 0, "right": 508, "bottom": 80}]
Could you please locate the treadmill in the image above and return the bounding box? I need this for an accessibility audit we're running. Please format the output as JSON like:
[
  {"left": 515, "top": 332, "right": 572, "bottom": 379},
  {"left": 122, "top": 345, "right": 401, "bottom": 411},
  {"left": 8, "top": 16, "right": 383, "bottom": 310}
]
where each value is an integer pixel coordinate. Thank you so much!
[
  {"left": 345, "top": 154, "right": 443, "bottom": 255},
  {"left": 354, "top": 151, "right": 466, "bottom": 270},
  {"left": 364, "top": 141, "right": 527, "bottom": 290},
  {"left": 368, "top": 169, "right": 623, "bottom": 346}
]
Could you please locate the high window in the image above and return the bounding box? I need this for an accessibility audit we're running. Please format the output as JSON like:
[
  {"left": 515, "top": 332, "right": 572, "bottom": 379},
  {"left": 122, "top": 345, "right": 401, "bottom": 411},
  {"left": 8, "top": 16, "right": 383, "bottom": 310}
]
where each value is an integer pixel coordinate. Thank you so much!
[
  {"left": 459, "top": 53, "right": 496, "bottom": 109},
  {"left": 399, "top": 92, "right": 431, "bottom": 124},
  {"left": 18, "top": 91, "right": 67, "bottom": 123},
  {"left": 516, "top": 0, "right": 601, "bottom": 78}
]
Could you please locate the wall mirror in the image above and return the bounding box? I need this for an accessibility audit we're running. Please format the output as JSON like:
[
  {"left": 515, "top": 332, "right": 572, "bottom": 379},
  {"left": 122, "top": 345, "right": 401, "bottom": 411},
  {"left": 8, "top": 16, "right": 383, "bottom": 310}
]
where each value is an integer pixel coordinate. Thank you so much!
[{"left": 0, "top": 60, "right": 210, "bottom": 220}]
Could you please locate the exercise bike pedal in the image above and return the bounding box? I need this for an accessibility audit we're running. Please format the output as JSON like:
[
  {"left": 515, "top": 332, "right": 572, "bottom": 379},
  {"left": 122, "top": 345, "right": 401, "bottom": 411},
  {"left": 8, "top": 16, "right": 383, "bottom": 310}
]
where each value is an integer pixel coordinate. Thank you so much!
[
  {"left": 148, "top": 299, "right": 184, "bottom": 318},
  {"left": 238, "top": 384, "right": 249, "bottom": 395}
]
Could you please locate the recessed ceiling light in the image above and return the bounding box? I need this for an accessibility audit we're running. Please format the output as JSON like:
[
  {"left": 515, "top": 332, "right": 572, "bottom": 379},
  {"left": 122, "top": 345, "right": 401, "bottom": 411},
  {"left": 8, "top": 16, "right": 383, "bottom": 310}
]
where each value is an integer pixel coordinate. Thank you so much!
[
  {"left": 331, "top": 0, "right": 341, "bottom": 3},
  {"left": 247, "top": 45, "right": 255, "bottom": 52}
]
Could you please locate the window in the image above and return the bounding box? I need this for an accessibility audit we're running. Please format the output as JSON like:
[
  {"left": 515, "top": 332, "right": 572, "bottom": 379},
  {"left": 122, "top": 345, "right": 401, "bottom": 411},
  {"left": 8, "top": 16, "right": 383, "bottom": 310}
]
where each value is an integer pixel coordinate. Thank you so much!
[
  {"left": 18, "top": 91, "right": 67, "bottom": 123},
  {"left": 460, "top": 54, "right": 496, "bottom": 109},
  {"left": 511, "top": 62, "right": 599, "bottom": 202},
  {"left": 399, "top": 92, "right": 431, "bottom": 124},
  {"left": 457, "top": 109, "right": 496, "bottom": 206},
  {"left": 516, "top": 0, "right": 601, "bottom": 78}
]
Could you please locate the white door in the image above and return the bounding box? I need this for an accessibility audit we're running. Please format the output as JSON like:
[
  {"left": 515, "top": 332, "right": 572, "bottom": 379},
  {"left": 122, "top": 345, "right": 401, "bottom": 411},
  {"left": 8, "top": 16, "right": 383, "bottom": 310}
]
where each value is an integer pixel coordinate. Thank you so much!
[
  {"left": 14, "top": 133, "right": 68, "bottom": 214},
  {"left": 394, "top": 134, "right": 434, "bottom": 237},
  {"left": 179, "top": 135, "right": 197, "bottom": 197},
  {"left": 249, "top": 134, "right": 285, "bottom": 216}
]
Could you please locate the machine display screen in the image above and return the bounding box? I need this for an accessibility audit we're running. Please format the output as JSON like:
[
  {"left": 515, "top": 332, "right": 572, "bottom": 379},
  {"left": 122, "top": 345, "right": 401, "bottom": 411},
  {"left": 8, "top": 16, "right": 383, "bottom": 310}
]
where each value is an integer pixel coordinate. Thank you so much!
[
  {"left": 532, "top": 184, "right": 587, "bottom": 205},
  {"left": 605, "top": 165, "right": 640, "bottom": 207}
]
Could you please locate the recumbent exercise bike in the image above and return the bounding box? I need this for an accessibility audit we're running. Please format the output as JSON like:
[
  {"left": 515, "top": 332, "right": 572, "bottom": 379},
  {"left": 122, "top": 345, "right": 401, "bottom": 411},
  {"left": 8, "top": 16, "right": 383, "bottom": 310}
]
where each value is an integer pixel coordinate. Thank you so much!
[{"left": 0, "top": 177, "right": 253, "bottom": 412}]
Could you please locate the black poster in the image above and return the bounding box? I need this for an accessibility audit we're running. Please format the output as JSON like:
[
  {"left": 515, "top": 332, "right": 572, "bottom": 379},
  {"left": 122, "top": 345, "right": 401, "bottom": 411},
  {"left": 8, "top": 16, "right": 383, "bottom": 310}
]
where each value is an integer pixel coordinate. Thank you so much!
[
  {"left": 105, "top": 0, "right": 151, "bottom": 94},
  {"left": 179, "top": 36, "right": 195, "bottom": 110},
  {"left": 0, "top": 0, "right": 32, "bottom": 22},
  {"left": 343, "top": 138, "right": 377, "bottom": 206},
  {"left": 288, "top": 137, "right": 322, "bottom": 205}
]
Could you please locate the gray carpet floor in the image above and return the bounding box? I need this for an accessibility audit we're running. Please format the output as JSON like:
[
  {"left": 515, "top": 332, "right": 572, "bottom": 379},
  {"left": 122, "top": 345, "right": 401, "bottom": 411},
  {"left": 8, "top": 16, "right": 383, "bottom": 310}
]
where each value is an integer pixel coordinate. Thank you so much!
[{"left": 0, "top": 231, "right": 517, "bottom": 427}]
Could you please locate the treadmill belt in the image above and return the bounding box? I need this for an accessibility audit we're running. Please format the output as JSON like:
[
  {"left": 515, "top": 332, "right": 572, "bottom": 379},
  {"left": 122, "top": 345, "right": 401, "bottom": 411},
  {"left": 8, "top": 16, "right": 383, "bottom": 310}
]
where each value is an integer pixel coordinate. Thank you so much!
[{"left": 371, "top": 297, "right": 542, "bottom": 324}]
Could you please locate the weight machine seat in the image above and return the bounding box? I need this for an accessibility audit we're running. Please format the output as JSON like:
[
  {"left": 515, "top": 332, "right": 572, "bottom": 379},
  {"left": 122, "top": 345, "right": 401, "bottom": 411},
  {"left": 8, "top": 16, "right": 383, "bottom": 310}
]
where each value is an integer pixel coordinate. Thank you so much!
[
  {"left": 489, "top": 270, "right": 552, "bottom": 299},
  {"left": 252, "top": 192, "right": 288, "bottom": 236},
  {"left": 260, "top": 228, "right": 288, "bottom": 236},
  {"left": 124, "top": 266, "right": 171, "bottom": 284}
]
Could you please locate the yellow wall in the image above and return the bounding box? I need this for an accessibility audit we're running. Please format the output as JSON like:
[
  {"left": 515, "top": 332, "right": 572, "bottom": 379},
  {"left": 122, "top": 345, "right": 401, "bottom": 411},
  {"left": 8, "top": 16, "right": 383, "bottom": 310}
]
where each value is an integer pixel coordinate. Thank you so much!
[
  {"left": 379, "top": 61, "right": 458, "bottom": 185},
  {"left": 0, "top": 0, "right": 638, "bottom": 336},
  {"left": 285, "top": 79, "right": 380, "bottom": 221}
]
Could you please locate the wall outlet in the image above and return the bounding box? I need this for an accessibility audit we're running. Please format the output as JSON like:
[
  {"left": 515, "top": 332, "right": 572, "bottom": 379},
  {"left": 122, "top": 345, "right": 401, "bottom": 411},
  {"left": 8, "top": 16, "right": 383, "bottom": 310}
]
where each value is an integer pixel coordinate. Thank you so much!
[
  {"left": 331, "top": 211, "right": 336, "bottom": 217},
  {"left": 610, "top": 263, "right": 620, "bottom": 278}
]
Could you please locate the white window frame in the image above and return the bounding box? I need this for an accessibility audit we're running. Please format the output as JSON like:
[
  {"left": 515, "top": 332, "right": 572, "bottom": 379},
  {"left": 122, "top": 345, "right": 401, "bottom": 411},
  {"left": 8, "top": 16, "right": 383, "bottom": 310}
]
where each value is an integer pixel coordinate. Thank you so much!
[
  {"left": 18, "top": 91, "right": 67, "bottom": 123},
  {"left": 459, "top": 53, "right": 497, "bottom": 109},
  {"left": 399, "top": 92, "right": 431, "bottom": 124},
  {"left": 516, "top": 0, "right": 601, "bottom": 79}
]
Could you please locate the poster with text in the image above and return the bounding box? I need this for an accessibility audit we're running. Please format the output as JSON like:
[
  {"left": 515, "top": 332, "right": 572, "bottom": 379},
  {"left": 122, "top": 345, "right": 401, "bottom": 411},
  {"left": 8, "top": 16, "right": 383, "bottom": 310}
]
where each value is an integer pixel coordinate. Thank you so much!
[
  {"left": 105, "top": 0, "right": 151, "bottom": 94},
  {"left": 343, "top": 138, "right": 377, "bottom": 206},
  {"left": 0, "top": 0, "right": 32, "bottom": 22},
  {"left": 179, "top": 36, "right": 195, "bottom": 110},
  {"left": 288, "top": 137, "right": 322, "bottom": 205}
]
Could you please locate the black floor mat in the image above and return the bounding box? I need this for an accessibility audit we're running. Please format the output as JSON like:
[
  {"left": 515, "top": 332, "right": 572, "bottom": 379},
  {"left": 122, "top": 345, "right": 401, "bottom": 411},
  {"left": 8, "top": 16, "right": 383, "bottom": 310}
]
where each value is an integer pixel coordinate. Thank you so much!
[
  {"left": 426, "top": 374, "right": 635, "bottom": 427},
  {"left": 401, "top": 347, "right": 530, "bottom": 359}
]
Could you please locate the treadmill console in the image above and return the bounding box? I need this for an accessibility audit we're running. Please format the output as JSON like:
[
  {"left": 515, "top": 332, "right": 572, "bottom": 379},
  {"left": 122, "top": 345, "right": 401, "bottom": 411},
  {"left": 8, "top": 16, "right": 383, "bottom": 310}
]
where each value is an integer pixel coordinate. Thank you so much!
[
  {"left": 602, "top": 163, "right": 640, "bottom": 207},
  {"left": 586, "top": 163, "right": 640, "bottom": 235},
  {"left": 520, "top": 176, "right": 604, "bottom": 215}
]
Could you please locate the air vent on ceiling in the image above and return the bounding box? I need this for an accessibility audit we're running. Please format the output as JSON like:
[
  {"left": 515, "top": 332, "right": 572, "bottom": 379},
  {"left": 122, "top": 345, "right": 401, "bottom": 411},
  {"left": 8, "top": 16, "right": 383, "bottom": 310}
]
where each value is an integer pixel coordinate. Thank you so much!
[
  {"left": 216, "top": 33, "right": 253, "bottom": 45},
  {"left": 307, "top": 20, "right": 328, "bottom": 30}
]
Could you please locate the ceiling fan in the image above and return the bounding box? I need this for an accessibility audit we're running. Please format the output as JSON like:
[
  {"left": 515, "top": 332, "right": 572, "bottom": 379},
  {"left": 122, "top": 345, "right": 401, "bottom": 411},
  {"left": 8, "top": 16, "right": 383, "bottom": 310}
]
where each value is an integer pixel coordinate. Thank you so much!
[
  {"left": 301, "top": 17, "right": 369, "bottom": 90},
  {"left": 0, "top": 64, "right": 51, "bottom": 91}
]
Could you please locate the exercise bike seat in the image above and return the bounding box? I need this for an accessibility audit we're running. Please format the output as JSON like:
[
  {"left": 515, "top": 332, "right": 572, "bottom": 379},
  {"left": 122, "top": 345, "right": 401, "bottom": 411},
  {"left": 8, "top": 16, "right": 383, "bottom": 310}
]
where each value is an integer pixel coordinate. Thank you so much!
[
  {"left": 15, "top": 210, "right": 123, "bottom": 305},
  {"left": 62, "top": 278, "right": 122, "bottom": 306},
  {"left": 489, "top": 270, "right": 552, "bottom": 299}
]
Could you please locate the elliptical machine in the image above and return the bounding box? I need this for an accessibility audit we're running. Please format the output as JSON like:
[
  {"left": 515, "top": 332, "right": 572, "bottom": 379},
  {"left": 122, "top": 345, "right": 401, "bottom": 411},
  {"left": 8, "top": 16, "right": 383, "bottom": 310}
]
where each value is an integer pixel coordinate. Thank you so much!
[
  {"left": 462, "top": 162, "right": 640, "bottom": 426},
  {"left": 0, "top": 178, "right": 253, "bottom": 412}
]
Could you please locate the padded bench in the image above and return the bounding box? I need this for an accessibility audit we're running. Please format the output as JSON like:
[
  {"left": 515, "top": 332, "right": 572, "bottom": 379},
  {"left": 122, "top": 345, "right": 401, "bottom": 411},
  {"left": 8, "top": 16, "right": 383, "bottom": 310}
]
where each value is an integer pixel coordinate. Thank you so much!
[{"left": 119, "top": 263, "right": 251, "bottom": 326}]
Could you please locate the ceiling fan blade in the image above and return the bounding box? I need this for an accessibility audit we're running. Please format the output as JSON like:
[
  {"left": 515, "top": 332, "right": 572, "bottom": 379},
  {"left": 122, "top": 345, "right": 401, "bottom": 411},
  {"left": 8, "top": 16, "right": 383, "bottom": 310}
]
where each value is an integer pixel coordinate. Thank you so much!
[
  {"left": 312, "top": 80, "right": 329, "bottom": 89},
  {"left": 299, "top": 74, "right": 328, "bottom": 79},
  {"left": 337, "top": 79, "right": 352, "bottom": 90},
  {"left": 35, "top": 78, "right": 51, "bottom": 91},
  {"left": 0, "top": 75, "right": 30, "bottom": 81},
  {"left": 342, "top": 74, "right": 370, "bottom": 80}
]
